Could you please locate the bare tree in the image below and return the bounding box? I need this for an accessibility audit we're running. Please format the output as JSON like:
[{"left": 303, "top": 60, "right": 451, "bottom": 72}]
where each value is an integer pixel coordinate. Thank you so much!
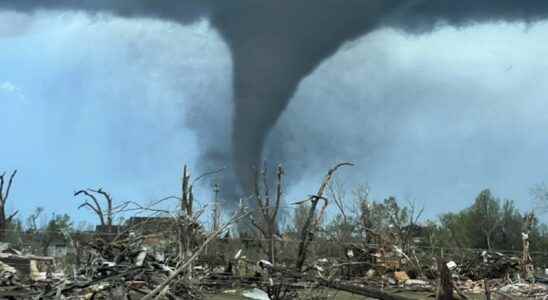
[
  {"left": 385, "top": 198, "right": 424, "bottom": 253},
  {"left": 350, "top": 184, "right": 379, "bottom": 248},
  {"left": 0, "top": 170, "right": 18, "bottom": 241},
  {"left": 474, "top": 190, "right": 501, "bottom": 250},
  {"left": 74, "top": 188, "right": 127, "bottom": 234},
  {"left": 26, "top": 207, "right": 44, "bottom": 233},
  {"left": 326, "top": 179, "right": 358, "bottom": 244},
  {"left": 295, "top": 162, "right": 353, "bottom": 271},
  {"left": 176, "top": 165, "right": 223, "bottom": 277},
  {"left": 211, "top": 182, "right": 222, "bottom": 232},
  {"left": 249, "top": 164, "right": 285, "bottom": 264}
]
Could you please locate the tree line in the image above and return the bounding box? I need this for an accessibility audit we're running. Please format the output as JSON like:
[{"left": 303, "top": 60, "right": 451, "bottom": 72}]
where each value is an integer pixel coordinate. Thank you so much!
[{"left": 1, "top": 168, "right": 548, "bottom": 265}]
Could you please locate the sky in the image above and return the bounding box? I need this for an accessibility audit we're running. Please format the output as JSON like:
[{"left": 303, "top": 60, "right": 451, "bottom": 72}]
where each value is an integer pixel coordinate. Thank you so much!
[{"left": 1, "top": 11, "right": 548, "bottom": 225}]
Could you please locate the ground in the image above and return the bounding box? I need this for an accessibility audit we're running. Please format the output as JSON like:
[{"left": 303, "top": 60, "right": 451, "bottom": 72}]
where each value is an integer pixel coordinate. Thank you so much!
[
  {"left": 206, "top": 289, "right": 529, "bottom": 299},
  {"left": 206, "top": 289, "right": 432, "bottom": 300},
  {"left": 206, "top": 290, "right": 369, "bottom": 300}
]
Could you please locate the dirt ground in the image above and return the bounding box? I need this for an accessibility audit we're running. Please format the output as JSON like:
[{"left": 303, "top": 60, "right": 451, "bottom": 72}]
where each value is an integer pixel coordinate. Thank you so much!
[
  {"left": 206, "top": 291, "right": 369, "bottom": 300},
  {"left": 205, "top": 289, "right": 527, "bottom": 300}
]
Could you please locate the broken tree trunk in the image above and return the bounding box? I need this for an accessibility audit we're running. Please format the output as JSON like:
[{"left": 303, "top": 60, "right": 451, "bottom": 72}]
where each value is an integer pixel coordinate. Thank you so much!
[
  {"left": 436, "top": 258, "right": 454, "bottom": 300},
  {"left": 178, "top": 165, "right": 199, "bottom": 279},
  {"left": 484, "top": 279, "right": 491, "bottom": 300},
  {"left": 295, "top": 162, "right": 353, "bottom": 271},
  {"left": 522, "top": 212, "right": 534, "bottom": 281},
  {"left": 0, "top": 170, "right": 18, "bottom": 241}
]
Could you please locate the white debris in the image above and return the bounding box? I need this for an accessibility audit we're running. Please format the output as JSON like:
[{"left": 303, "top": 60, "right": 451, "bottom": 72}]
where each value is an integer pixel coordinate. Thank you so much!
[
  {"left": 159, "top": 264, "right": 174, "bottom": 273},
  {"left": 234, "top": 249, "right": 243, "bottom": 260},
  {"left": 153, "top": 252, "right": 165, "bottom": 262},
  {"left": 102, "top": 261, "right": 116, "bottom": 267},
  {"left": 135, "top": 249, "right": 147, "bottom": 267},
  {"left": 243, "top": 288, "right": 271, "bottom": 300},
  {"left": 258, "top": 260, "right": 273, "bottom": 269},
  {"left": 446, "top": 261, "right": 457, "bottom": 270},
  {"left": 481, "top": 251, "right": 488, "bottom": 263},
  {"left": 30, "top": 259, "right": 46, "bottom": 281},
  {"left": 405, "top": 279, "right": 430, "bottom": 287},
  {"left": 499, "top": 283, "right": 548, "bottom": 297},
  {"left": 0, "top": 260, "right": 16, "bottom": 274},
  {"left": 347, "top": 249, "right": 354, "bottom": 258}
]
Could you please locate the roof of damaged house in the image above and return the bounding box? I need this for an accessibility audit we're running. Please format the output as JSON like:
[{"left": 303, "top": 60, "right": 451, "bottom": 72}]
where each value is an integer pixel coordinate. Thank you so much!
[{"left": 0, "top": 248, "right": 54, "bottom": 277}]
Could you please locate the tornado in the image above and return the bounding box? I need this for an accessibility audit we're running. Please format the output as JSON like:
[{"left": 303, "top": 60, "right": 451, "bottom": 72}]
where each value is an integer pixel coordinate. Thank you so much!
[{"left": 210, "top": 1, "right": 387, "bottom": 192}]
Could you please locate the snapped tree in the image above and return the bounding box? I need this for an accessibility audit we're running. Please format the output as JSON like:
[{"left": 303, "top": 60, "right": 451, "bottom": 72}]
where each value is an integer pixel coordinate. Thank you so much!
[{"left": 0, "top": 170, "right": 18, "bottom": 241}]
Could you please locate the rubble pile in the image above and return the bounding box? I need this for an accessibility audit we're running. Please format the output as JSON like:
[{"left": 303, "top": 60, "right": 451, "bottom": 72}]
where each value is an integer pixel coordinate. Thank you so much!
[
  {"left": 458, "top": 251, "right": 520, "bottom": 280},
  {"left": 0, "top": 236, "right": 546, "bottom": 300},
  {"left": 312, "top": 248, "right": 548, "bottom": 299},
  {"left": 0, "top": 260, "right": 20, "bottom": 289},
  {"left": 499, "top": 282, "right": 548, "bottom": 298},
  {"left": 0, "top": 233, "right": 204, "bottom": 299}
]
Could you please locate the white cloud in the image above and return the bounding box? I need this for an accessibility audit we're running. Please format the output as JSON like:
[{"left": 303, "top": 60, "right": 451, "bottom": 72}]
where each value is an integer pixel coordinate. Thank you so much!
[
  {"left": 0, "top": 81, "right": 17, "bottom": 92},
  {"left": 0, "top": 81, "right": 25, "bottom": 101}
]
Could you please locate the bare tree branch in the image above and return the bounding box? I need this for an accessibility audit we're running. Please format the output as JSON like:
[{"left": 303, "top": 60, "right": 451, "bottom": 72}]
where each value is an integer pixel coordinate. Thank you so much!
[
  {"left": 0, "top": 172, "right": 4, "bottom": 204},
  {"left": 192, "top": 167, "right": 226, "bottom": 185},
  {"left": 271, "top": 164, "right": 284, "bottom": 224},
  {"left": 75, "top": 189, "right": 106, "bottom": 226},
  {"left": 262, "top": 164, "right": 271, "bottom": 210},
  {"left": 116, "top": 201, "right": 171, "bottom": 215},
  {"left": 7, "top": 211, "right": 18, "bottom": 223},
  {"left": 329, "top": 179, "right": 348, "bottom": 224},
  {"left": 4, "top": 170, "right": 17, "bottom": 205},
  {"left": 89, "top": 188, "right": 114, "bottom": 228}
]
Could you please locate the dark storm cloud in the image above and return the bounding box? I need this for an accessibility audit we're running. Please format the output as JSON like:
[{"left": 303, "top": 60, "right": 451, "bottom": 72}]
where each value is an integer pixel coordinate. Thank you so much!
[{"left": 0, "top": 0, "right": 210, "bottom": 24}]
